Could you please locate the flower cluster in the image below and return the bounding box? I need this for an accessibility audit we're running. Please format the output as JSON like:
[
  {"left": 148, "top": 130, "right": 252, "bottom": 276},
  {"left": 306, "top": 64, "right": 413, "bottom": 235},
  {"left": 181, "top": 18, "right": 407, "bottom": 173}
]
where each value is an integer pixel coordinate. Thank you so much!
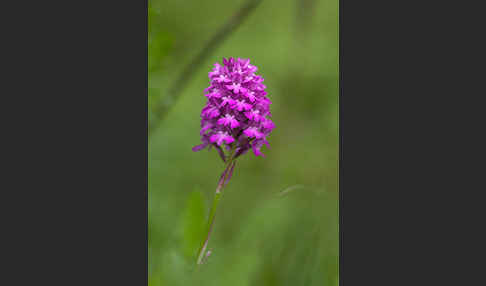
[{"left": 193, "top": 57, "right": 274, "bottom": 160}]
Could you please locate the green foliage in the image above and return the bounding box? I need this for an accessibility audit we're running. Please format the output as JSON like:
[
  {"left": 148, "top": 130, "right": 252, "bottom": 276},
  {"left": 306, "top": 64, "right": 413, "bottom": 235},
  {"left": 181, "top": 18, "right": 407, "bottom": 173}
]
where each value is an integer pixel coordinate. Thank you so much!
[
  {"left": 148, "top": 3, "right": 172, "bottom": 73},
  {"left": 148, "top": 87, "right": 160, "bottom": 115},
  {"left": 149, "top": 0, "right": 339, "bottom": 285},
  {"left": 148, "top": 1, "right": 172, "bottom": 116},
  {"left": 148, "top": 31, "right": 172, "bottom": 72},
  {"left": 181, "top": 190, "right": 206, "bottom": 260}
]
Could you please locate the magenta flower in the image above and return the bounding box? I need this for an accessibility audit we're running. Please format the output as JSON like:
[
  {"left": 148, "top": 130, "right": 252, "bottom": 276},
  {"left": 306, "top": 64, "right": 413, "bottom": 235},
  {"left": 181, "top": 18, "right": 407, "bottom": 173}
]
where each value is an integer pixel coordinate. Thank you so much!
[
  {"left": 230, "top": 99, "right": 252, "bottom": 112},
  {"left": 226, "top": 82, "right": 246, "bottom": 94},
  {"left": 243, "top": 126, "right": 264, "bottom": 139},
  {"left": 193, "top": 57, "right": 275, "bottom": 266},
  {"left": 204, "top": 88, "right": 222, "bottom": 99},
  {"left": 262, "top": 118, "right": 275, "bottom": 130},
  {"left": 244, "top": 90, "right": 257, "bottom": 102},
  {"left": 201, "top": 105, "right": 220, "bottom": 119},
  {"left": 210, "top": 131, "right": 235, "bottom": 146},
  {"left": 215, "top": 74, "right": 231, "bottom": 83},
  {"left": 220, "top": 96, "right": 235, "bottom": 107},
  {"left": 193, "top": 57, "right": 274, "bottom": 159},
  {"left": 217, "top": 114, "right": 240, "bottom": 129},
  {"left": 244, "top": 109, "right": 261, "bottom": 121}
]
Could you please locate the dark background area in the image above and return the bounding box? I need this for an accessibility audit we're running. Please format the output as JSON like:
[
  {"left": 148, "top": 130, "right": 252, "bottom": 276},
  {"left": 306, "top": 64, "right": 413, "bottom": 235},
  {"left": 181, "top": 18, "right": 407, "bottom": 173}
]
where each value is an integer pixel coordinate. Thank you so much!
[{"left": 6, "top": 0, "right": 481, "bottom": 285}]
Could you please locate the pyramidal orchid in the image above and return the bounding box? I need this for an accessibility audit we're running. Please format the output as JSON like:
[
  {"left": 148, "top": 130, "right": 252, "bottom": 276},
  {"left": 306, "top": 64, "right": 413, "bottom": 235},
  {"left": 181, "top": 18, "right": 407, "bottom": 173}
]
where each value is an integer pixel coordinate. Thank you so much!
[{"left": 193, "top": 57, "right": 274, "bottom": 265}]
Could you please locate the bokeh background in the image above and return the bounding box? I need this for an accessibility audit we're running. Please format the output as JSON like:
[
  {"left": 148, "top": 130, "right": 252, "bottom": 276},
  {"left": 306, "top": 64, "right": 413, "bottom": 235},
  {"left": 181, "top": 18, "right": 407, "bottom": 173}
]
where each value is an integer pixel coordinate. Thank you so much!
[{"left": 149, "top": 0, "right": 338, "bottom": 285}]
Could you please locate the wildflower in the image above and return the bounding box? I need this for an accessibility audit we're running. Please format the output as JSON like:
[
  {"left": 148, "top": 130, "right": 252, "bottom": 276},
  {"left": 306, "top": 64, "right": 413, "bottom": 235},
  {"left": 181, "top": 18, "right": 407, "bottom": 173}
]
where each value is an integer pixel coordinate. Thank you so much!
[
  {"left": 243, "top": 126, "right": 264, "bottom": 139},
  {"left": 244, "top": 90, "right": 257, "bottom": 102},
  {"left": 204, "top": 88, "right": 222, "bottom": 99},
  {"left": 210, "top": 131, "right": 235, "bottom": 146},
  {"left": 244, "top": 109, "right": 261, "bottom": 122},
  {"left": 201, "top": 105, "right": 220, "bottom": 119},
  {"left": 194, "top": 57, "right": 274, "bottom": 159},
  {"left": 192, "top": 57, "right": 274, "bottom": 265},
  {"left": 226, "top": 82, "right": 246, "bottom": 94},
  {"left": 214, "top": 74, "right": 231, "bottom": 83},
  {"left": 262, "top": 118, "right": 275, "bottom": 131},
  {"left": 220, "top": 96, "right": 234, "bottom": 107},
  {"left": 217, "top": 114, "right": 240, "bottom": 129},
  {"left": 251, "top": 138, "right": 269, "bottom": 157},
  {"left": 231, "top": 99, "right": 252, "bottom": 112}
]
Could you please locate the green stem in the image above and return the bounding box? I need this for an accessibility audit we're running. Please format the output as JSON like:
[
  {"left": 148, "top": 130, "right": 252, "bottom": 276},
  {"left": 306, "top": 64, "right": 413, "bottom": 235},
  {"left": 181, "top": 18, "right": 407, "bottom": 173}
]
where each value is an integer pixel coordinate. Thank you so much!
[{"left": 196, "top": 145, "right": 237, "bottom": 265}]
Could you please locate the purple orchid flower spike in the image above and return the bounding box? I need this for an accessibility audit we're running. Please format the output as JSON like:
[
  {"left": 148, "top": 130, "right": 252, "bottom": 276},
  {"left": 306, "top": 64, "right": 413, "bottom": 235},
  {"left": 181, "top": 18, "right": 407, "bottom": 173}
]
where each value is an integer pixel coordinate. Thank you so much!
[
  {"left": 193, "top": 57, "right": 274, "bottom": 160},
  {"left": 193, "top": 57, "right": 274, "bottom": 266}
]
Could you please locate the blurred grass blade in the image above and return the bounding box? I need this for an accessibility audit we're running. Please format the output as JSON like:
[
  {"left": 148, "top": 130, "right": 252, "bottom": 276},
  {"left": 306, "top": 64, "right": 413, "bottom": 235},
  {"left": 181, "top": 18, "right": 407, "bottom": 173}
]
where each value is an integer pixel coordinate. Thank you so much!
[
  {"left": 277, "top": 184, "right": 305, "bottom": 197},
  {"left": 149, "top": 0, "right": 264, "bottom": 135}
]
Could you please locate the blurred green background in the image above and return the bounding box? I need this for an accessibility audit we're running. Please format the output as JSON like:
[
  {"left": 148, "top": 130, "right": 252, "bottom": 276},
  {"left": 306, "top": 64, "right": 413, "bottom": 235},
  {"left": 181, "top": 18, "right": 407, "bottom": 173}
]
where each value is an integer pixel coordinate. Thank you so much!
[{"left": 149, "top": 0, "right": 338, "bottom": 285}]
